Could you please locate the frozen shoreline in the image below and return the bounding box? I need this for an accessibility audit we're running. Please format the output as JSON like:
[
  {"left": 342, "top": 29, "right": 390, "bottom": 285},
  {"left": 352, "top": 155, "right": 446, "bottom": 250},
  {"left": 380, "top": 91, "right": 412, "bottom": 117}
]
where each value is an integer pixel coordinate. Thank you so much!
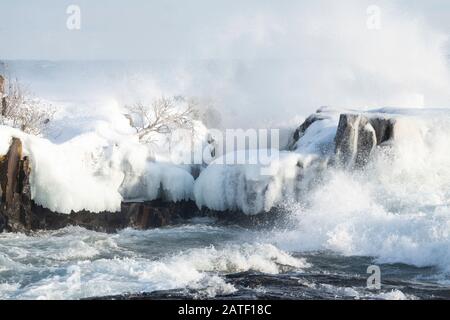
[{"left": 2, "top": 107, "right": 450, "bottom": 233}]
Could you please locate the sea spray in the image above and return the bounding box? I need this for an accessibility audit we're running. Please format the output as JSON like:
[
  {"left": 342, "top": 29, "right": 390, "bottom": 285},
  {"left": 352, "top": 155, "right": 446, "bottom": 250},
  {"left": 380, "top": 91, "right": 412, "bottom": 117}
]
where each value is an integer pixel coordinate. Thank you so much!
[{"left": 273, "top": 110, "right": 450, "bottom": 270}]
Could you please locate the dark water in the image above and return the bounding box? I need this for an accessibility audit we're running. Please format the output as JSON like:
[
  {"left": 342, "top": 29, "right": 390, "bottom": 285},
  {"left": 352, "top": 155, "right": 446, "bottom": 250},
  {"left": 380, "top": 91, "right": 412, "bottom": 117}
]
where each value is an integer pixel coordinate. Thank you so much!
[
  {"left": 1, "top": 218, "right": 449, "bottom": 300},
  {"left": 108, "top": 253, "right": 450, "bottom": 300}
]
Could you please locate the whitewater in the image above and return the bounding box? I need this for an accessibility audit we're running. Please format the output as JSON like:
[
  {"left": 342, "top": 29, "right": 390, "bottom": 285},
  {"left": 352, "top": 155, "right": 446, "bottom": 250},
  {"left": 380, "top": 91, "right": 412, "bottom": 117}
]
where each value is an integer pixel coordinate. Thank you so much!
[
  {"left": 1, "top": 72, "right": 450, "bottom": 299},
  {"left": 2, "top": 0, "right": 450, "bottom": 300}
]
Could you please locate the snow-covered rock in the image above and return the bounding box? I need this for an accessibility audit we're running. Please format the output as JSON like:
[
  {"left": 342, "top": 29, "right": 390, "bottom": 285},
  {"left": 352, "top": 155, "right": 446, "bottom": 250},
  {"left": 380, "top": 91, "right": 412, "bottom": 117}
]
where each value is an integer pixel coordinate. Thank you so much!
[
  {"left": 334, "top": 114, "right": 378, "bottom": 168},
  {"left": 0, "top": 124, "right": 206, "bottom": 214},
  {"left": 194, "top": 153, "right": 329, "bottom": 215},
  {"left": 194, "top": 107, "right": 450, "bottom": 215},
  {"left": 2, "top": 104, "right": 449, "bottom": 220}
]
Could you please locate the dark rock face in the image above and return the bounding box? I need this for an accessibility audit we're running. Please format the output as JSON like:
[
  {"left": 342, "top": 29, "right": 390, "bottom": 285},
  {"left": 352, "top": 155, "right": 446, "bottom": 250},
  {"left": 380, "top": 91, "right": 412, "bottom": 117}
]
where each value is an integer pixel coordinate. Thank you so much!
[
  {"left": 1, "top": 98, "right": 6, "bottom": 117},
  {"left": 334, "top": 113, "right": 396, "bottom": 168},
  {"left": 334, "top": 114, "right": 377, "bottom": 168},
  {"left": 5, "top": 198, "right": 283, "bottom": 234},
  {"left": 29, "top": 200, "right": 200, "bottom": 233},
  {"left": 0, "top": 138, "right": 33, "bottom": 233},
  {"left": 0, "top": 212, "right": 5, "bottom": 233},
  {"left": 369, "top": 117, "right": 395, "bottom": 145}
]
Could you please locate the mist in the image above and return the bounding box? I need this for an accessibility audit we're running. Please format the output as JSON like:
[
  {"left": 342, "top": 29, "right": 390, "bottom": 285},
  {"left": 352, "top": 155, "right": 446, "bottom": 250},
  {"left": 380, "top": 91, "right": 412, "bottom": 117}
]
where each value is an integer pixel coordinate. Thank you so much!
[{"left": 1, "top": 0, "right": 450, "bottom": 129}]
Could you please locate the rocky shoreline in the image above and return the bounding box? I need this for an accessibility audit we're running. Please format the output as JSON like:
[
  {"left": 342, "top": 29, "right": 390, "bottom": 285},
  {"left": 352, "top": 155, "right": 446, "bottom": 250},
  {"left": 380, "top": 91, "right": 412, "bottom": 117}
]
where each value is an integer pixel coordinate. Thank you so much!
[
  {"left": 0, "top": 110, "right": 401, "bottom": 234},
  {"left": 0, "top": 138, "right": 283, "bottom": 233}
]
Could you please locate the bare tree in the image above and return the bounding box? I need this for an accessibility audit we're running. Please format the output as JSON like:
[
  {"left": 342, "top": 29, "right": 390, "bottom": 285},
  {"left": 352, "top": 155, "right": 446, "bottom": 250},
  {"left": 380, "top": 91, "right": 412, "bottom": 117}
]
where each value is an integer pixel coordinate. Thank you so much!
[
  {"left": 0, "top": 77, "right": 54, "bottom": 135},
  {"left": 0, "top": 75, "right": 4, "bottom": 96},
  {"left": 125, "top": 96, "right": 199, "bottom": 141},
  {"left": 0, "top": 75, "right": 6, "bottom": 118}
]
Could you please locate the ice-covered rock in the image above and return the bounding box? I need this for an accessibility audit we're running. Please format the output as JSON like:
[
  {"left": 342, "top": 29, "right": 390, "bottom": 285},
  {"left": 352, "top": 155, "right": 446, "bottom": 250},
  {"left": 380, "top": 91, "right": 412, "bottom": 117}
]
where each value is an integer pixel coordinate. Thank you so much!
[
  {"left": 334, "top": 114, "right": 378, "bottom": 168},
  {"left": 287, "top": 111, "right": 331, "bottom": 151},
  {"left": 287, "top": 107, "right": 340, "bottom": 157},
  {"left": 0, "top": 138, "right": 281, "bottom": 233},
  {"left": 2, "top": 105, "right": 449, "bottom": 226},
  {"left": 194, "top": 107, "right": 450, "bottom": 215},
  {"left": 333, "top": 111, "right": 425, "bottom": 168},
  {"left": 0, "top": 125, "right": 206, "bottom": 215},
  {"left": 193, "top": 148, "right": 330, "bottom": 215}
]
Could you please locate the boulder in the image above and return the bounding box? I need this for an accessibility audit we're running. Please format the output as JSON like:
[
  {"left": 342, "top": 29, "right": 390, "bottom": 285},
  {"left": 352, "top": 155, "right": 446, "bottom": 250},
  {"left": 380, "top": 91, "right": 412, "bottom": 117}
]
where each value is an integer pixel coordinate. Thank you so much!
[
  {"left": 369, "top": 117, "right": 395, "bottom": 145},
  {"left": 0, "top": 138, "right": 33, "bottom": 232},
  {"left": 287, "top": 110, "right": 331, "bottom": 150},
  {"left": 334, "top": 113, "right": 396, "bottom": 168},
  {"left": 29, "top": 200, "right": 200, "bottom": 233}
]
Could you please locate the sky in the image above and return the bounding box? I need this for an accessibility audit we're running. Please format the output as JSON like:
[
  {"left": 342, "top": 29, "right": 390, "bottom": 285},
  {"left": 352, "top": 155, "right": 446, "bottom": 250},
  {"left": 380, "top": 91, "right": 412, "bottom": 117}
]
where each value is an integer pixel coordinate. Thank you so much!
[
  {"left": 1, "top": 0, "right": 449, "bottom": 127},
  {"left": 0, "top": 0, "right": 449, "bottom": 60}
]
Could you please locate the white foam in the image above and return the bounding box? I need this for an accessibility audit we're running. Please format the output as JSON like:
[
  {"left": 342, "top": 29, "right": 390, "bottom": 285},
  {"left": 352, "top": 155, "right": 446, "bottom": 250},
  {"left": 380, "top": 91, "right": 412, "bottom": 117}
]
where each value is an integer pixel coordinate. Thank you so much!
[
  {"left": 372, "top": 290, "right": 410, "bottom": 300},
  {"left": 0, "top": 227, "right": 307, "bottom": 300},
  {"left": 272, "top": 111, "right": 450, "bottom": 271}
]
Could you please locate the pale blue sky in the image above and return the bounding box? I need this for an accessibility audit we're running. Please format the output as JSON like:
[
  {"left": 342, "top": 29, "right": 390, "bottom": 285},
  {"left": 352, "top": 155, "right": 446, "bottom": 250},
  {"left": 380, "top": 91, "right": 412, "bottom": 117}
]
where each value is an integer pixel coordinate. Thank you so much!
[{"left": 0, "top": 0, "right": 449, "bottom": 60}]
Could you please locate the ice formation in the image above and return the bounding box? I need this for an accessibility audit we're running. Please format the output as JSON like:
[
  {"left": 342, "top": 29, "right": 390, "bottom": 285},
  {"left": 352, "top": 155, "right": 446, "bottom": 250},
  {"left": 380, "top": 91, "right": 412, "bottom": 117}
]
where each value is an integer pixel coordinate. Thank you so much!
[
  {"left": 3, "top": 98, "right": 448, "bottom": 218},
  {"left": 0, "top": 103, "right": 209, "bottom": 213}
]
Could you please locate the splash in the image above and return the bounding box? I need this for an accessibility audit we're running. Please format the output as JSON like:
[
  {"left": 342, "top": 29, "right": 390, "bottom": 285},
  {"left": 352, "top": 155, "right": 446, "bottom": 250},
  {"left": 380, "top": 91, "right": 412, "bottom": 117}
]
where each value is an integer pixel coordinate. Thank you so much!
[{"left": 274, "top": 109, "right": 450, "bottom": 271}]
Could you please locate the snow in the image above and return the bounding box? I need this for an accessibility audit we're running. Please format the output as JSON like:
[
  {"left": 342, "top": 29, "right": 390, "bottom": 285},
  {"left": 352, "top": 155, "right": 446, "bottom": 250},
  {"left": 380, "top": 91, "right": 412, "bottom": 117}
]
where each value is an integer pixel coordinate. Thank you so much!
[
  {"left": 29, "top": 132, "right": 125, "bottom": 213},
  {"left": 144, "top": 163, "right": 195, "bottom": 202},
  {"left": 289, "top": 109, "right": 340, "bottom": 155},
  {"left": 0, "top": 97, "right": 209, "bottom": 213},
  {"left": 0, "top": 135, "right": 12, "bottom": 156},
  {"left": 2, "top": 99, "right": 450, "bottom": 217},
  {"left": 194, "top": 107, "right": 450, "bottom": 215},
  {"left": 194, "top": 150, "right": 323, "bottom": 215}
]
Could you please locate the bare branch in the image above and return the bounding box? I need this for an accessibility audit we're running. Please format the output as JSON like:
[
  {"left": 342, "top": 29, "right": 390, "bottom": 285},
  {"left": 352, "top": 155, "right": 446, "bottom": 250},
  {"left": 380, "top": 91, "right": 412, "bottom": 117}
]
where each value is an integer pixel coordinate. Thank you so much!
[
  {"left": 125, "top": 96, "right": 198, "bottom": 142},
  {"left": 0, "top": 77, "right": 55, "bottom": 135}
]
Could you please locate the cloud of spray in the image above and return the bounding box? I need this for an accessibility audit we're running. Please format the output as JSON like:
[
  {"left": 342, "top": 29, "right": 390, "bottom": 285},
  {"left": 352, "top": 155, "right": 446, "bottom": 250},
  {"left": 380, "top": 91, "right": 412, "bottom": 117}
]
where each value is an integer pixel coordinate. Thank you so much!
[
  {"left": 4, "top": 0, "right": 450, "bottom": 130},
  {"left": 184, "top": 0, "right": 450, "bottom": 127},
  {"left": 107, "top": 0, "right": 450, "bottom": 128}
]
